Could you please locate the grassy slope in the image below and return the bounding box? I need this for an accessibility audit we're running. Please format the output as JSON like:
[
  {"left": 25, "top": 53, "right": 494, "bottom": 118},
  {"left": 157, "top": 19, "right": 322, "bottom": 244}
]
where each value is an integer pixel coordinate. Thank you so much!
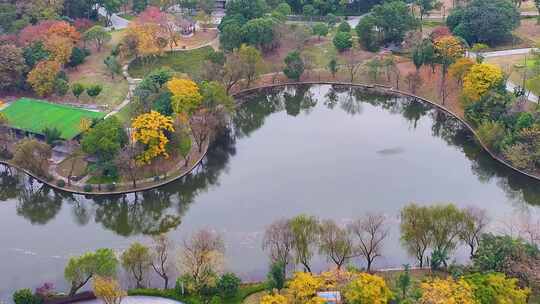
[
  {"left": 65, "top": 30, "right": 129, "bottom": 109},
  {"left": 128, "top": 46, "right": 215, "bottom": 79}
]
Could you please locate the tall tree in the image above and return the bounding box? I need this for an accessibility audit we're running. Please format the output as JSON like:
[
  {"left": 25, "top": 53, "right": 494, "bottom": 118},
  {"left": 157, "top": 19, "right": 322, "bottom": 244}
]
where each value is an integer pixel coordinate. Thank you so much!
[
  {"left": 290, "top": 215, "right": 319, "bottom": 272},
  {"left": 151, "top": 234, "right": 172, "bottom": 289},
  {"left": 263, "top": 219, "right": 294, "bottom": 277},
  {"left": 400, "top": 204, "right": 432, "bottom": 268},
  {"left": 0, "top": 44, "right": 25, "bottom": 91},
  {"left": 319, "top": 219, "right": 354, "bottom": 270},
  {"left": 64, "top": 248, "right": 118, "bottom": 296},
  {"left": 121, "top": 242, "right": 152, "bottom": 288},
  {"left": 349, "top": 214, "right": 389, "bottom": 272}
]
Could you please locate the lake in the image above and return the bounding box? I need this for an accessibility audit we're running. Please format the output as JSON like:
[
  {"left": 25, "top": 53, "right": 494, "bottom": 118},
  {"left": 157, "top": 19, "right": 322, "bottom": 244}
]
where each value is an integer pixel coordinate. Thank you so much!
[{"left": 1, "top": 84, "right": 539, "bottom": 301}]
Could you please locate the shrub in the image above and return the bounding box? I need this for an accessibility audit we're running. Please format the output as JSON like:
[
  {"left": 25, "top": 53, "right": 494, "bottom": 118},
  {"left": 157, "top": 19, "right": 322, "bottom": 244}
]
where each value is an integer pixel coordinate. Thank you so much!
[
  {"left": 267, "top": 262, "right": 286, "bottom": 291},
  {"left": 54, "top": 78, "right": 69, "bottom": 96},
  {"left": 56, "top": 180, "right": 66, "bottom": 187},
  {"left": 86, "top": 84, "right": 103, "bottom": 98},
  {"left": 333, "top": 31, "right": 353, "bottom": 52},
  {"left": 175, "top": 275, "right": 197, "bottom": 296},
  {"left": 217, "top": 273, "right": 241, "bottom": 298},
  {"left": 84, "top": 184, "right": 93, "bottom": 192},
  {"left": 71, "top": 83, "right": 85, "bottom": 99},
  {"left": 515, "top": 112, "right": 534, "bottom": 131},
  {"left": 337, "top": 21, "right": 351, "bottom": 33},
  {"left": 283, "top": 51, "right": 304, "bottom": 81},
  {"left": 13, "top": 289, "right": 41, "bottom": 304},
  {"left": 42, "top": 127, "right": 62, "bottom": 145},
  {"left": 477, "top": 121, "right": 506, "bottom": 151},
  {"left": 503, "top": 143, "right": 534, "bottom": 170}
]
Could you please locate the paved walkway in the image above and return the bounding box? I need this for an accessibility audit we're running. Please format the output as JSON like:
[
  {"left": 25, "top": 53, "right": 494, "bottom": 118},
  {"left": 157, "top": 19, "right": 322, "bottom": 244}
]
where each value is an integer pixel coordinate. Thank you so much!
[
  {"left": 97, "top": 7, "right": 130, "bottom": 29},
  {"left": 79, "top": 296, "right": 183, "bottom": 304},
  {"left": 467, "top": 49, "right": 540, "bottom": 103}
]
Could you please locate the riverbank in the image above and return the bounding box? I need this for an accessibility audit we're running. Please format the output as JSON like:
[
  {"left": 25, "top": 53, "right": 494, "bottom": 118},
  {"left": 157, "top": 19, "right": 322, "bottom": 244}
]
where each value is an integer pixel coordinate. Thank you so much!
[{"left": 2, "top": 79, "right": 539, "bottom": 196}]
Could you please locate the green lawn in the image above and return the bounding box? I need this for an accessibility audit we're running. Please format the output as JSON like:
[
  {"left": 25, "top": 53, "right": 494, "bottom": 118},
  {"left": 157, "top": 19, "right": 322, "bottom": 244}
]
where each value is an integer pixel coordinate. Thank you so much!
[
  {"left": 1, "top": 98, "right": 104, "bottom": 140},
  {"left": 127, "top": 46, "right": 215, "bottom": 79}
]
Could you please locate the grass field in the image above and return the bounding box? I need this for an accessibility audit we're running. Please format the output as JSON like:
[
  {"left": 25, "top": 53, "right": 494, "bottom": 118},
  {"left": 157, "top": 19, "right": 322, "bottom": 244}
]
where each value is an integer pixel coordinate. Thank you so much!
[
  {"left": 1, "top": 98, "right": 104, "bottom": 140},
  {"left": 127, "top": 46, "right": 215, "bottom": 79}
]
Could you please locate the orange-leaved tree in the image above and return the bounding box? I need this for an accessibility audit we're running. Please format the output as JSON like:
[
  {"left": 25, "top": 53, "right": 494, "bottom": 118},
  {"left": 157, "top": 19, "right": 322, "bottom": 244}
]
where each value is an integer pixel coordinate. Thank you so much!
[
  {"left": 131, "top": 111, "right": 175, "bottom": 164},
  {"left": 27, "top": 60, "right": 61, "bottom": 96}
]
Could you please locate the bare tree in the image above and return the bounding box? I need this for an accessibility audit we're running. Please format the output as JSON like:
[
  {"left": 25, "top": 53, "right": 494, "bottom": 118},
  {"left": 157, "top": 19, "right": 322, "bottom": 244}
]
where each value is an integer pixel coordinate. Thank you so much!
[
  {"left": 343, "top": 50, "right": 362, "bottom": 83},
  {"left": 262, "top": 219, "right": 295, "bottom": 276},
  {"left": 151, "top": 234, "right": 173, "bottom": 289},
  {"left": 460, "top": 207, "right": 489, "bottom": 258},
  {"left": 318, "top": 219, "right": 355, "bottom": 270},
  {"left": 115, "top": 143, "right": 142, "bottom": 189},
  {"left": 223, "top": 51, "right": 245, "bottom": 93},
  {"left": 178, "top": 229, "right": 225, "bottom": 290},
  {"left": 349, "top": 214, "right": 389, "bottom": 272}
]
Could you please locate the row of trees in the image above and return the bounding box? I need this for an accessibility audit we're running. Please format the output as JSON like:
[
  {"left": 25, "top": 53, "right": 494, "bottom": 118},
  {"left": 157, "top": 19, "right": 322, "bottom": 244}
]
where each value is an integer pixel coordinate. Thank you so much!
[
  {"left": 261, "top": 203, "right": 490, "bottom": 276},
  {"left": 262, "top": 214, "right": 390, "bottom": 275}
]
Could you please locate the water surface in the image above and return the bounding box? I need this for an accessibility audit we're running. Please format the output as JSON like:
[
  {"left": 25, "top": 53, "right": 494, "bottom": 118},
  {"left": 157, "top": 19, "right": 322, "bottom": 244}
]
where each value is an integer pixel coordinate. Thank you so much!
[{"left": 1, "top": 84, "right": 540, "bottom": 301}]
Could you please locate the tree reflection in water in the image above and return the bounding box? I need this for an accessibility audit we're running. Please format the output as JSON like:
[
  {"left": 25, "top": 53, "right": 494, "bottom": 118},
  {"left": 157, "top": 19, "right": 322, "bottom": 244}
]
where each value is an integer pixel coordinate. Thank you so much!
[{"left": 1, "top": 84, "right": 540, "bottom": 236}]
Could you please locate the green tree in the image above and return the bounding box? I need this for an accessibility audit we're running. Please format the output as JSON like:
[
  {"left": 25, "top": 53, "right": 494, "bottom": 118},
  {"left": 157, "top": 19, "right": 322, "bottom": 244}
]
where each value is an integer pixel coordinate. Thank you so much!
[
  {"left": 371, "top": 1, "right": 417, "bottom": 43},
  {"left": 22, "top": 41, "right": 50, "bottom": 68},
  {"left": 81, "top": 117, "right": 128, "bottom": 162},
  {"left": 104, "top": 56, "right": 122, "bottom": 80},
  {"left": 267, "top": 262, "right": 286, "bottom": 291},
  {"left": 241, "top": 17, "right": 277, "bottom": 52},
  {"left": 428, "top": 204, "right": 466, "bottom": 267},
  {"left": 446, "top": 0, "right": 520, "bottom": 44},
  {"left": 328, "top": 57, "right": 338, "bottom": 78},
  {"left": 225, "top": 0, "right": 266, "bottom": 20},
  {"left": 303, "top": 4, "right": 316, "bottom": 22},
  {"left": 464, "top": 272, "right": 530, "bottom": 304},
  {"left": 333, "top": 31, "right": 353, "bottom": 52},
  {"left": 86, "top": 84, "right": 103, "bottom": 98},
  {"left": 396, "top": 264, "right": 412, "bottom": 300},
  {"left": 13, "top": 289, "right": 41, "bottom": 304},
  {"left": 72, "top": 83, "right": 85, "bottom": 100},
  {"left": 400, "top": 204, "right": 432, "bottom": 268},
  {"left": 283, "top": 50, "right": 305, "bottom": 81},
  {"left": 319, "top": 219, "right": 354, "bottom": 269},
  {"left": 238, "top": 44, "right": 263, "bottom": 87},
  {"left": 147, "top": 67, "right": 173, "bottom": 88},
  {"left": 356, "top": 15, "right": 378, "bottom": 51},
  {"left": 101, "top": 0, "right": 122, "bottom": 26},
  {"left": 472, "top": 233, "right": 538, "bottom": 273},
  {"left": 276, "top": 3, "right": 292, "bottom": 16},
  {"left": 217, "top": 273, "right": 241, "bottom": 298},
  {"left": 64, "top": 248, "right": 118, "bottom": 296},
  {"left": 84, "top": 26, "right": 111, "bottom": 52},
  {"left": 337, "top": 21, "right": 351, "bottom": 33},
  {"left": 121, "top": 242, "right": 152, "bottom": 288},
  {"left": 290, "top": 214, "right": 319, "bottom": 272},
  {"left": 416, "top": 0, "right": 441, "bottom": 22},
  {"left": 312, "top": 23, "right": 329, "bottom": 41}
]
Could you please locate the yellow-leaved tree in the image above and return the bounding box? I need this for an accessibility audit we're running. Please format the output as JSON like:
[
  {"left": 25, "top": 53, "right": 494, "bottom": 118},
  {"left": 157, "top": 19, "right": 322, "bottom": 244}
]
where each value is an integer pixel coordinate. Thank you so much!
[
  {"left": 419, "top": 278, "right": 475, "bottom": 304},
  {"left": 287, "top": 272, "right": 325, "bottom": 304},
  {"left": 462, "top": 63, "right": 504, "bottom": 105},
  {"left": 343, "top": 273, "right": 393, "bottom": 304},
  {"left": 260, "top": 293, "right": 289, "bottom": 304},
  {"left": 167, "top": 78, "right": 203, "bottom": 116},
  {"left": 449, "top": 57, "right": 475, "bottom": 87},
  {"left": 92, "top": 276, "right": 126, "bottom": 304},
  {"left": 79, "top": 117, "right": 92, "bottom": 133},
  {"left": 434, "top": 36, "right": 465, "bottom": 104},
  {"left": 131, "top": 111, "right": 174, "bottom": 164}
]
